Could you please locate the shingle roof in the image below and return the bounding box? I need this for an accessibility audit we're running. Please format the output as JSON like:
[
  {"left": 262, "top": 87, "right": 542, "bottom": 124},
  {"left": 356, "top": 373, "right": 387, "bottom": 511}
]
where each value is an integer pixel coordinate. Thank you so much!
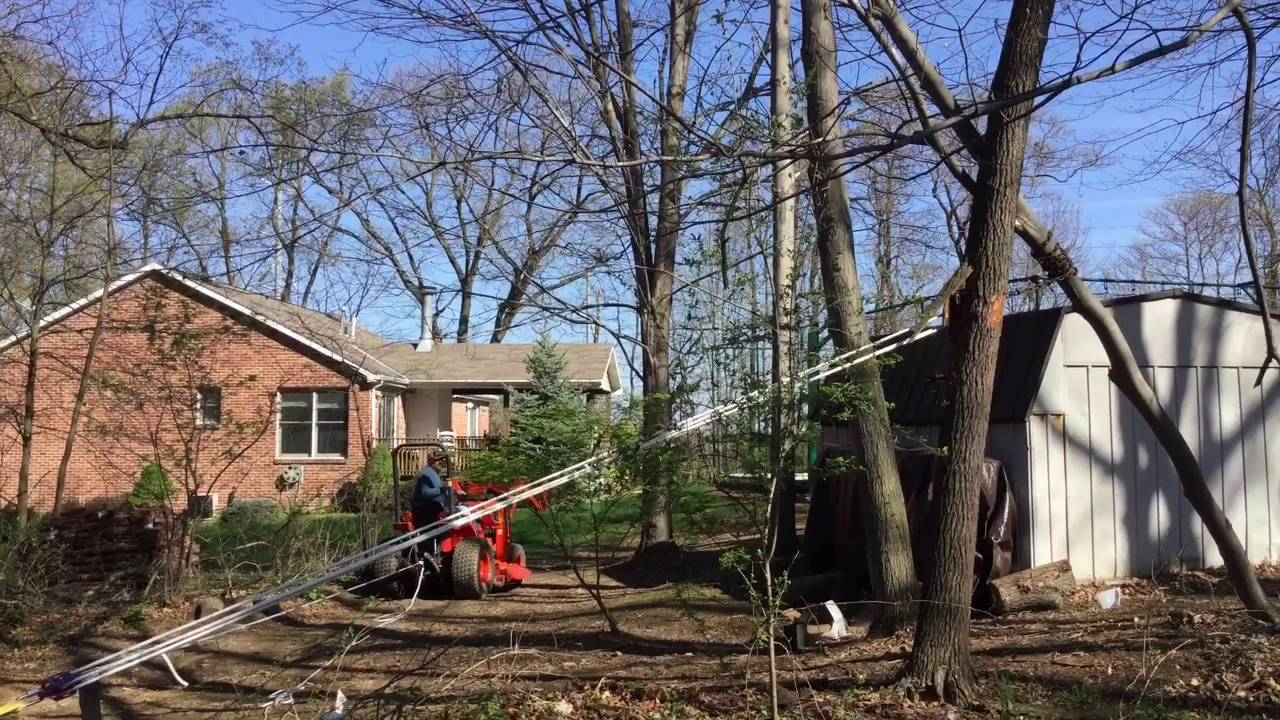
[
  {"left": 879, "top": 308, "right": 1064, "bottom": 425},
  {"left": 185, "top": 276, "right": 619, "bottom": 391},
  {"left": 192, "top": 279, "right": 411, "bottom": 380},
  {"left": 370, "top": 342, "right": 618, "bottom": 388},
  {"left": 0, "top": 264, "right": 620, "bottom": 392}
]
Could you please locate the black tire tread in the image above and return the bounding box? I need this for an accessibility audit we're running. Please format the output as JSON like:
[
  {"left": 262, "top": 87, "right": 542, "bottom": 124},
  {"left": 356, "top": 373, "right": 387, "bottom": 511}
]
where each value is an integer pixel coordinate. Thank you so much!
[
  {"left": 370, "top": 553, "right": 408, "bottom": 598},
  {"left": 452, "top": 538, "right": 492, "bottom": 600}
]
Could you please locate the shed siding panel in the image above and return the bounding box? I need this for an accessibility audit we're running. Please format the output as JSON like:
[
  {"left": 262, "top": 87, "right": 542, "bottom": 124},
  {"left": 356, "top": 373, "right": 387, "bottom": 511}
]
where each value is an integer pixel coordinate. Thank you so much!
[
  {"left": 1045, "top": 413, "right": 1069, "bottom": 563},
  {"left": 1112, "top": 377, "right": 1139, "bottom": 577},
  {"left": 1217, "top": 368, "right": 1248, "bottom": 563},
  {"left": 1149, "top": 367, "right": 1181, "bottom": 566},
  {"left": 1266, "top": 375, "right": 1280, "bottom": 561},
  {"left": 1086, "top": 367, "right": 1118, "bottom": 578},
  {"left": 1171, "top": 366, "right": 1205, "bottom": 568},
  {"left": 1199, "top": 368, "right": 1225, "bottom": 568},
  {"left": 1064, "top": 366, "right": 1095, "bottom": 578},
  {"left": 1132, "top": 368, "right": 1164, "bottom": 576},
  {"left": 1028, "top": 415, "right": 1050, "bottom": 567},
  {"left": 1240, "top": 372, "right": 1270, "bottom": 559},
  {"left": 1049, "top": 361, "right": 1280, "bottom": 577}
]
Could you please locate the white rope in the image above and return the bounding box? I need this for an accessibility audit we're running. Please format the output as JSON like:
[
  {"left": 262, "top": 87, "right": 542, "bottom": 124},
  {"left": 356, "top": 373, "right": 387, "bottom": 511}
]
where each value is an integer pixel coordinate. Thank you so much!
[{"left": 17, "top": 325, "right": 934, "bottom": 705}]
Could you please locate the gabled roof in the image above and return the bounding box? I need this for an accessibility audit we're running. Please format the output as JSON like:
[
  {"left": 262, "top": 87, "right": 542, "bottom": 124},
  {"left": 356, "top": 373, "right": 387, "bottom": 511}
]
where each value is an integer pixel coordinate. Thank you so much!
[
  {"left": 371, "top": 342, "right": 621, "bottom": 391},
  {"left": 879, "top": 289, "right": 1279, "bottom": 426},
  {"left": 0, "top": 265, "right": 622, "bottom": 392},
  {"left": 1099, "top": 288, "right": 1280, "bottom": 317},
  {"left": 881, "top": 308, "right": 1064, "bottom": 425}
]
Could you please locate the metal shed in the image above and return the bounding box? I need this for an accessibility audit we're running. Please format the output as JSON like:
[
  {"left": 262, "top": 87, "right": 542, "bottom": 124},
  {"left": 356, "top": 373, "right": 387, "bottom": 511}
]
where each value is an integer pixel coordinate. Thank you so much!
[{"left": 882, "top": 291, "right": 1280, "bottom": 579}]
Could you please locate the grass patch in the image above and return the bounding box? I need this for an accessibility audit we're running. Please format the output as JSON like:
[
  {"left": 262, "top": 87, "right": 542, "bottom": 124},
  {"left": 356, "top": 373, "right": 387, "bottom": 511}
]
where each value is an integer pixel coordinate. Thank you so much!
[
  {"left": 511, "top": 484, "right": 765, "bottom": 561},
  {"left": 196, "top": 511, "right": 389, "bottom": 587},
  {"left": 195, "top": 484, "right": 763, "bottom": 586}
]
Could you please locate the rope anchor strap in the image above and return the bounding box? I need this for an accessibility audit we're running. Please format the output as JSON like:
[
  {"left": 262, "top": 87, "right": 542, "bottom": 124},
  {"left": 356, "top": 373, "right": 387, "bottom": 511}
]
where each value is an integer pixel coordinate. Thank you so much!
[{"left": 15, "top": 323, "right": 936, "bottom": 708}]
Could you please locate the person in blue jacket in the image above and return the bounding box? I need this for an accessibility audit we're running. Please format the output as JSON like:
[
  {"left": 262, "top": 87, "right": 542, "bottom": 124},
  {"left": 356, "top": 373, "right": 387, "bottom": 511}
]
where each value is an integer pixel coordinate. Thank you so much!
[{"left": 411, "top": 452, "right": 451, "bottom": 529}]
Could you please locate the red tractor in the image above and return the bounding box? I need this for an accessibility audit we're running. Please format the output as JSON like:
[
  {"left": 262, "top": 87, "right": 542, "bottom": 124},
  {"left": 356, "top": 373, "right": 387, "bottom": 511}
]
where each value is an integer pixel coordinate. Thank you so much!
[{"left": 366, "top": 442, "right": 543, "bottom": 599}]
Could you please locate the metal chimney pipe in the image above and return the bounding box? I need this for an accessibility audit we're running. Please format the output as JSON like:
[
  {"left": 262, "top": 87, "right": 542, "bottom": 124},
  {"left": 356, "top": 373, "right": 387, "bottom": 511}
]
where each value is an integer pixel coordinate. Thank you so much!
[{"left": 417, "top": 283, "right": 438, "bottom": 352}]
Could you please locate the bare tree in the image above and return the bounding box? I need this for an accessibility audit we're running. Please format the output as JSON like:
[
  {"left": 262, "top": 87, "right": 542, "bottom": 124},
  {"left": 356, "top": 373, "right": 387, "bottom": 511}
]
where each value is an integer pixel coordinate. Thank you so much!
[
  {"left": 900, "top": 0, "right": 1053, "bottom": 701},
  {"left": 1123, "top": 192, "right": 1243, "bottom": 290},
  {"left": 862, "top": 0, "right": 1277, "bottom": 623},
  {"left": 801, "top": 0, "right": 917, "bottom": 627}
]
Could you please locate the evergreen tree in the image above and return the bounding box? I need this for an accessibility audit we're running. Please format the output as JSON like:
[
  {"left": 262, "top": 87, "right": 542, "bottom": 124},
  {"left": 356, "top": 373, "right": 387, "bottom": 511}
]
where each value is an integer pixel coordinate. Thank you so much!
[{"left": 471, "top": 337, "right": 603, "bottom": 483}]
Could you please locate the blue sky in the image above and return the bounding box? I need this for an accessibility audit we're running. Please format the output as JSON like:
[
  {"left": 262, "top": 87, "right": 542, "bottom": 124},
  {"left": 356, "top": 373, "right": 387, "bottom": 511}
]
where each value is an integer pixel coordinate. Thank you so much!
[{"left": 212, "top": 0, "right": 1232, "bottom": 345}]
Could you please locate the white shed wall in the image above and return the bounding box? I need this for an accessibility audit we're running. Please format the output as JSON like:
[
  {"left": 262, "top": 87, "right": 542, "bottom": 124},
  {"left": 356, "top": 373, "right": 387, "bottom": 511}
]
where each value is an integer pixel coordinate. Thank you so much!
[{"left": 1026, "top": 298, "right": 1280, "bottom": 579}]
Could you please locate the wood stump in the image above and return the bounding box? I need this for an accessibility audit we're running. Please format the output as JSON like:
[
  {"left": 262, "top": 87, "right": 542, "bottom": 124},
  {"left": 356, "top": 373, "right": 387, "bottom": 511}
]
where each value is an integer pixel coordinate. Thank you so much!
[{"left": 988, "top": 559, "right": 1076, "bottom": 615}]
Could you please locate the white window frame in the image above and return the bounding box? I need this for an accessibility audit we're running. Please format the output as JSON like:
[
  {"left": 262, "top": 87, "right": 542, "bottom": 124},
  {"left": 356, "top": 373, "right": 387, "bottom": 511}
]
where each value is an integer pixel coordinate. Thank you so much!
[
  {"left": 467, "top": 401, "right": 480, "bottom": 436},
  {"left": 196, "top": 386, "right": 222, "bottom": 429},
  {"left": 277, "top": 390, "right": 348, "bottom": 459}
]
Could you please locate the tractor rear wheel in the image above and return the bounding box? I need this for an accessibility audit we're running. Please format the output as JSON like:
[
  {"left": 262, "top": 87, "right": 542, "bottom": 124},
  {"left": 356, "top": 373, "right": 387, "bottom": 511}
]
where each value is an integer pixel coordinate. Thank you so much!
[{"left": 451, "top": 538, "right": 495, "bottom": 599}]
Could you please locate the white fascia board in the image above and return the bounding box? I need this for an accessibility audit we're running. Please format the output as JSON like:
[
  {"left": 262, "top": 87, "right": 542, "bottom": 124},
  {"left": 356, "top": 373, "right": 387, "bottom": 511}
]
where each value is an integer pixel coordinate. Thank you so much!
[
  {"left": 0, "top": 263, "right": 164, "bottom": 352},
  {"left": 157, "top": 269, "right": 396, "bottom": 383}
]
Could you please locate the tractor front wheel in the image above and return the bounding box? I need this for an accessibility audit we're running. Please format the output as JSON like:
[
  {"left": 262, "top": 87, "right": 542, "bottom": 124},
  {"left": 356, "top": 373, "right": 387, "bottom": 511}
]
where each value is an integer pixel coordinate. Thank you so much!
[
  {"left": 451, "top": 538, "right": 495, "bottom": 599},
  {"left": 370, "top": 553, "right": 414, "bottom": 599}
]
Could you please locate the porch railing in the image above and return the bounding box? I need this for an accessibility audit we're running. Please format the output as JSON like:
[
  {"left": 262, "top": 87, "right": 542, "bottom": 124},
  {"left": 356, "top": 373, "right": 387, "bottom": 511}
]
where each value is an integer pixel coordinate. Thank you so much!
[{"left": 381, "top": 435, "right": 501, "bottom": 476}]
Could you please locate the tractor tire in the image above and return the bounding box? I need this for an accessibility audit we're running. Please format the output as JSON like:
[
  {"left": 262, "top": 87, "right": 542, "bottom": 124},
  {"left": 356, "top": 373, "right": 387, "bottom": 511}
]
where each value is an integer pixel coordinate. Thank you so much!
[
  {"left": 369, "top": 553, "right": 411, "bottom": 599},
  {"left": 451, "top": 538, "right": 495, "bottom": 600},
  {"left": 500, "top": 543, "right": 527, "bottom": 592}
]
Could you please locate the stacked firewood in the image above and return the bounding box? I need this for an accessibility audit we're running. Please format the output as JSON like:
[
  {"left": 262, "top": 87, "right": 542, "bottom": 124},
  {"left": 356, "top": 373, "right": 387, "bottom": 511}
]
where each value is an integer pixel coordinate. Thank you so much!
[{"left": 46, "top": 506, "right": 193, "bottom": 588}]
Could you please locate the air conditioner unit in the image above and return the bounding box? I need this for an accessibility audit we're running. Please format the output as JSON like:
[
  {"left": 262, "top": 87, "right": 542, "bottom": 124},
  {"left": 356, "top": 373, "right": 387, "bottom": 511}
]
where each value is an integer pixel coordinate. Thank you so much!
[{"left": 189, "top": 493, "right": 218, "bottom": 519}]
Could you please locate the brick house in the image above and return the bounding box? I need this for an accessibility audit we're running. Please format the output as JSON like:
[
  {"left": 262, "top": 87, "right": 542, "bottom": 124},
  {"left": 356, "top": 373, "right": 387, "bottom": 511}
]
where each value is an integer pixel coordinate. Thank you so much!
[{"left": 0, "top": 265, "right": 620, "bottom": 513}]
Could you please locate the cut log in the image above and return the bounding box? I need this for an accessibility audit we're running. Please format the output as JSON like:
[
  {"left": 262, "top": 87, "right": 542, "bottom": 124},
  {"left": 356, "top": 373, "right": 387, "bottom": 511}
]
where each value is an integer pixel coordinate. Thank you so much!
[{"left": 988, "top": 559, "right": 1076, "bottom": 615}]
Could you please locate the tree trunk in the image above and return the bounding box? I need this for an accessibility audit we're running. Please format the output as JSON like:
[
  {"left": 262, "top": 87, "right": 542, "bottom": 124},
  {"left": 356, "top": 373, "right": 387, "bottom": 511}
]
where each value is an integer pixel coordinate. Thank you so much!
[
  {"left": 768, "top": 0, "right": 799, "bottom": 559},
  {"left": 16, "top": 288, "right": 44, "bottom": 531},
  {"left": 800, "top": 0, "right": 916, "bottom": 629},
  {"left": 637, "top": 0, "right": 700, "bottom": 553},
  {"left": 54, "top": 185, "right": 119, "bottom": 516},
  {"left": 638, "top": 303, "right": 676, "bottom": 549},
  {"left": 988, "top": 559, "right": 1076, "bottom": 615},
  {"left": 872, "top": 162, "right": 900, "bottom": 334},
  {"left": 904, "top": 0, "right": 1053, "bottom": 702},
  {"left": 16, "top": 149, "right": 58, "bottom": 532},
  {"left": 219, "top": 153, "right": 235, "bottom": 286},
  {"left": 870, "top": 0, "right": 1277, "bottom": 624}
]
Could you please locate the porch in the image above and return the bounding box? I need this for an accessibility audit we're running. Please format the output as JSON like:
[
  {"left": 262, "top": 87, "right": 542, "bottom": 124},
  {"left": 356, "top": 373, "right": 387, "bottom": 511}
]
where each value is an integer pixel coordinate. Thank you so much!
[{"left": 381, "top": 434, "right": 500, "bottom": 477}]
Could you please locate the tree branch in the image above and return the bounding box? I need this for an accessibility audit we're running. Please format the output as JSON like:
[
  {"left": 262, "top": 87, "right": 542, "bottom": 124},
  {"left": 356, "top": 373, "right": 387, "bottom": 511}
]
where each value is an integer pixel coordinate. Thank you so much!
[{"left": 1230, "top": 5, "right": 1280, "bottom": 384}]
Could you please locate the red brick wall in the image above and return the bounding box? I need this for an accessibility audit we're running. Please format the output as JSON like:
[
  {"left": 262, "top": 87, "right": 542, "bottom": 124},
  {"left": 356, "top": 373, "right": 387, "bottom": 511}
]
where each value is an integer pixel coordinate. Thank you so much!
[
  {"left": 0, "top": 275, "right": 374, "bottom": 512},
  {"left": 450, "top": 398, "right": 491, "bottom": 437}
]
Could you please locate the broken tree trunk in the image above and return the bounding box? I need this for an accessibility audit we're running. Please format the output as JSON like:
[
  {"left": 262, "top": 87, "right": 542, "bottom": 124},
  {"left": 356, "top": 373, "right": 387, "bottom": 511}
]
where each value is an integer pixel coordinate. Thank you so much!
[
  {"left": 901, "top": 0, "right": 1054, "bottom": 701},
  {"left": 988, "top": 559, "right": 1076, "bottom": 615},
  {"left": 866, "top": 0, "right": 1278, "bottom": 625}
]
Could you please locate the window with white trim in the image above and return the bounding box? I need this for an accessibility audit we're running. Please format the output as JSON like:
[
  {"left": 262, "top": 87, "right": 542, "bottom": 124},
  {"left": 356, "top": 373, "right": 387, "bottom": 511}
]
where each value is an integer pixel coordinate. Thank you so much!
[
  {"left": 278, "top": 391, "right": 348, "bottom": 458},
  {"left": 196, "top": 386, "right": 222, "bottom": 428}
]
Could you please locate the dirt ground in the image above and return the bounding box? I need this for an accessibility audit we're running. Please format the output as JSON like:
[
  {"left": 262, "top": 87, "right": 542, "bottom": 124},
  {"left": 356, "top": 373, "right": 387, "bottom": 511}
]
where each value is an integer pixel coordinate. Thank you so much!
[{"left": 2, "top": 547, "right": 1278, "bottom": 719}]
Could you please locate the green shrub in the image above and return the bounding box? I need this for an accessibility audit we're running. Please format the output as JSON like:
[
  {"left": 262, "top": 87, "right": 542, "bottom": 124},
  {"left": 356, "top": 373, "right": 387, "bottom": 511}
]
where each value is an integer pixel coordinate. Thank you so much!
[
  {"left": 0, "top": 515, "right": 65, "bottom": 635},
  {"left": 219, "top": 499, "right": 281, "bottom": 525},
  {"left": 127, "top": 463, "right": 175, "bottom": 509},
  {"left": 358, "top": 445, "right": 393, "bottom": 507}
]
